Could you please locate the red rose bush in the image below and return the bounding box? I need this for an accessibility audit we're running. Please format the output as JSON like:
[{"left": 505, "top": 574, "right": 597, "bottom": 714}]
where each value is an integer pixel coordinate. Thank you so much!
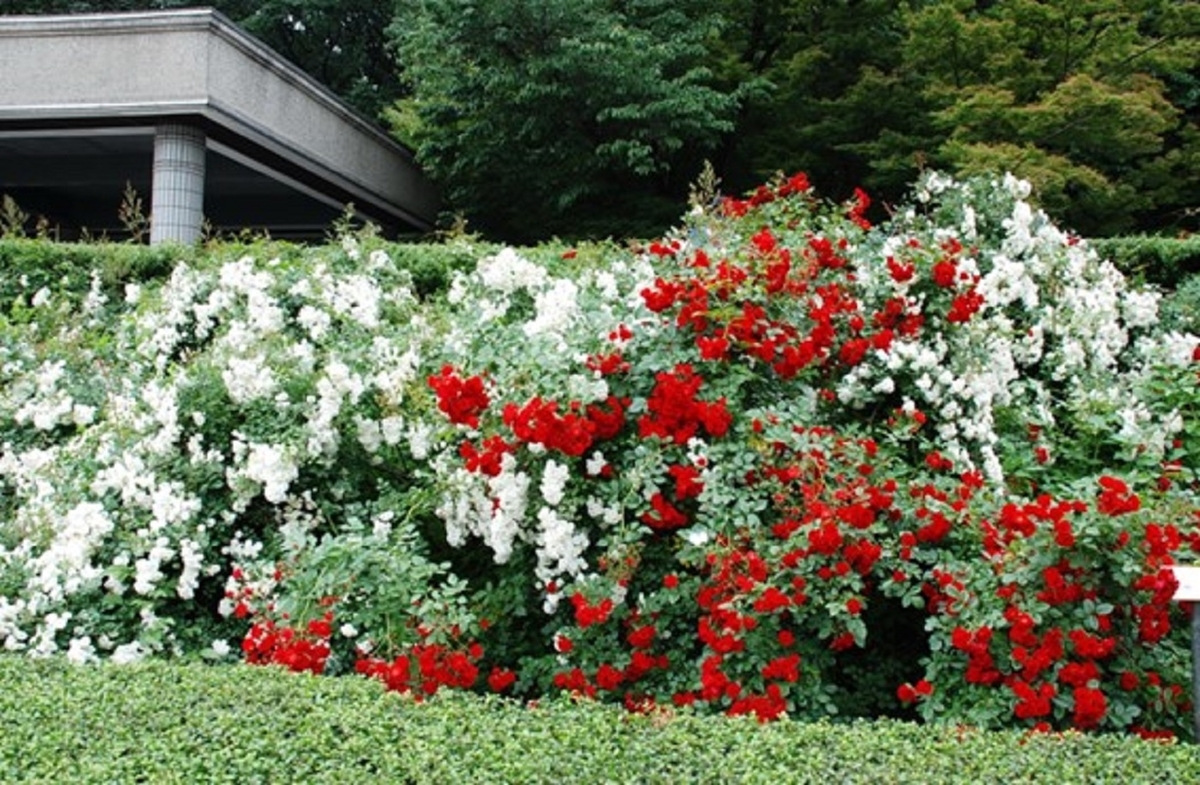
[
  {"left": 417, "top": 170, "right": 1198, "bottom": 733},
  {"left": 0, "top": 172, "right": 1196, "bottom": 737}
]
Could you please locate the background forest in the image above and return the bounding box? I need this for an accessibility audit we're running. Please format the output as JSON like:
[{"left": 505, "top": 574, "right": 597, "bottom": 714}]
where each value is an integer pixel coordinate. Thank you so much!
[{"left": 4, "top": 1, "right": 1198, "bottom": 242}]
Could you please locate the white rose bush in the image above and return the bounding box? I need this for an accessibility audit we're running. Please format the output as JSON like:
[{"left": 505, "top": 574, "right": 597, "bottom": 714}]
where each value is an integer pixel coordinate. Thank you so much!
[{"left": 1, "top": 172, "right": 1197, "bottom": 737}]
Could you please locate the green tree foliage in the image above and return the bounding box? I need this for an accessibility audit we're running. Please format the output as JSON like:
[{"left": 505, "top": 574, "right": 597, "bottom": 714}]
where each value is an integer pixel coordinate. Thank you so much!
[
  {"left": 890, "top": 0, "right": 1200, "bottom": 236},
  {"left": 389, "top": 0, "right": 742, "bottom": 241},
  {"left": 237, "top": 1, "right": 402, "bottom": 120},
  {"left": 7, "top": 1, "right": 1196, "bottom": 240},
  {"left": 710, "top": 0, "right": 921, "bottom": 201},
  {"left": 710, "top": 0, "right": 1198, "bottom": 238}
]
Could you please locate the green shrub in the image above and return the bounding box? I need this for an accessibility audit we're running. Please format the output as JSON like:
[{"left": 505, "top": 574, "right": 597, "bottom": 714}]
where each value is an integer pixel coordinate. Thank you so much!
[
  {"left": 383, "top": 237, "right": 492, "bottom": 298},
  {"left": 1159, "top": 274, "right": 1200, "bottom": 335},
  {"left": 0, "top": 238, "right": 187, "bottom": 304},
  {"left": 0, "top": 656, "right": 1196, "bottom": 784},
  {"left": 1091, "top": 235, "right": 1200, "bottom": 287},
  {"left": 0, "top": 234, "right": 488, "bottom": 308}
]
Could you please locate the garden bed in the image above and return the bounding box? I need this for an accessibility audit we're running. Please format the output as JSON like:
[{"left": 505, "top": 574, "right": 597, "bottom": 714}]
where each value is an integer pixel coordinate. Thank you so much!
[{"left": 1, "top": 170, "right": 1197, "bottom": 742}]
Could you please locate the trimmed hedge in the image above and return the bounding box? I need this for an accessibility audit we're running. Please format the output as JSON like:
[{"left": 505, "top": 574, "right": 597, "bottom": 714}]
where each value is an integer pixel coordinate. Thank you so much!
[
  {"left": 383, "top": 238, "right": 491, "bottom": 299},
  {"left": 5, "top": 232, "right": 1196, "bottom": 302},
  {"left": 0, "top": 236, "right": 488, "bottom": 305},
  {"left": 1090, "top": 235, "right": 1200, "bottom": 287},
  {"left": 0, "top": 657, "right": 1195, "bottom": 784},
  {"left": 1158, "top": 273, "right": 1200, "bottom": 334},
  {"left": 0, "top": 239, "right": 188, "bottom": 304}
]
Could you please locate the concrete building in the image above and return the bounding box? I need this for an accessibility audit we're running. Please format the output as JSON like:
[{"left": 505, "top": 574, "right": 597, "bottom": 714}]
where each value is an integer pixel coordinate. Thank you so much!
[{"left": 0, "top": 8, "right": 438, "bottom": 243}]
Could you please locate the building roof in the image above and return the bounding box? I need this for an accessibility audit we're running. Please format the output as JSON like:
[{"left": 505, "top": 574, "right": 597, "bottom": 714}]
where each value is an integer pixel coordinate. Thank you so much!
[{"left": 0, "top": 8, "right": 438, "bottom": 240}]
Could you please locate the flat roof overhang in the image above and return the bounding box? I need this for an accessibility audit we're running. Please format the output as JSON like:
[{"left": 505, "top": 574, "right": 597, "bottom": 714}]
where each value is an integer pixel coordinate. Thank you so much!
[{"left": 0, "top": 8, "right": 439, "bottom": 240}]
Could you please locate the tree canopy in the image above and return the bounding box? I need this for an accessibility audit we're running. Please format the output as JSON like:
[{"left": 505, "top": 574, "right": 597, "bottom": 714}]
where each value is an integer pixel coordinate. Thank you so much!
[
  {"left": 389, "top": 0, "right": 742, "bottom": 241},
  {"left": 889, "top": 0, "right": 1200, "bottom": 236},
  {"left": 4, "top": 0, "right": 1197, "bottom": 241},
  {"left": 391, "top": 0, "right": 1200, "bottom": 240}
]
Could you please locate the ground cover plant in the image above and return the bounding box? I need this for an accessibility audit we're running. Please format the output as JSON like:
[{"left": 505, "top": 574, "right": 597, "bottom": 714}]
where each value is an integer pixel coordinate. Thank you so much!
[{"left": 0, "top": 171, "right": 1197, "bottom": 740}]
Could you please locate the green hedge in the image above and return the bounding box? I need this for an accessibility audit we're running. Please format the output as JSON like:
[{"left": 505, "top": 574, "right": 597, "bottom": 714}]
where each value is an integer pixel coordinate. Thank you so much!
[
  {"left": 5, "top": 231, "right": 1196, "bottom": 303},
  {"left": 0, "top": 238, "right": 198, "bottom": 301},
  {"left": 0, "top": 236, "right": 487, "bottom": 305},
  {"left": 0, "top": 657, "right": 1195, "bottom": 784},
  {"left": 384, "top": 239, "right": 489, "bottom": 298},
  {"left": 1091, "top": 235, "right": 1200, "bottom": 287},
  {"left": 1158, "top": 273, "right": 1200, "bottom": 334}
]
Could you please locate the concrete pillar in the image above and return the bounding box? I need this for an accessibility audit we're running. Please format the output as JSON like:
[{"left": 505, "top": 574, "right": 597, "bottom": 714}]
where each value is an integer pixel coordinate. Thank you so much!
[{"left": 150, "top": 123, "right": 206, "bottom": 244}]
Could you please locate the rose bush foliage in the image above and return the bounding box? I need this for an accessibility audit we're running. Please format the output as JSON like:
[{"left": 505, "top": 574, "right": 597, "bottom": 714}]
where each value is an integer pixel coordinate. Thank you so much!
[{"left": 1, "top": 173, "right": 1197, "bottom": 737}]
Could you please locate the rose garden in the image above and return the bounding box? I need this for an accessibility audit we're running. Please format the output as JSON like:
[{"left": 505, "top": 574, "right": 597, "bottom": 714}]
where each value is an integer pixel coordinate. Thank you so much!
[{"left": 1, "top": 170, "right": 1198, "bottom": 768}]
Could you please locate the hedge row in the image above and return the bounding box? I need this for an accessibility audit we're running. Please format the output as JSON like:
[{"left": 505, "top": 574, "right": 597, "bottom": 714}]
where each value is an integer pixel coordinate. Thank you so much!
[
  {"left": 4, "top": 235, "right": 1196, "bottom": 349},
  {"left": 4, "top": 231, "right": 1196, "bottom": 302},
  {"left": 0, "top": 238, "right": 189, "bottom": 305},
  {"left": 0, "top": 657, "right": 1195, "bottom": 784},
  {"left": 1158, "top": 273, "right": 1200, "bottom": 334},
  {"left": 0, "top": 236, "right": 497, "bottom": 306},
  {"left": 1089, "top": 234, "right": 1200, "bottom": 287}
]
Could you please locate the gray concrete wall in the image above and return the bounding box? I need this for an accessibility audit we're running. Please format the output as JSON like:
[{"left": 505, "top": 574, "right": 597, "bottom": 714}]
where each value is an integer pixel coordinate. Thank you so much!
[
  {"left": 198, "top": 17, "right": 438, "bottom": 227},
  {"left": 1, "top": 13, "right": 214, "bottom": 118}
]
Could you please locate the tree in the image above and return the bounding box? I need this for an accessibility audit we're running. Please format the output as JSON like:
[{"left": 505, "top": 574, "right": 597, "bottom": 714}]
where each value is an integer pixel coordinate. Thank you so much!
[
  {"left": 389, "top": 0, "right": 742, "bottom": 241},
  {"left": 707, "top": 0, "right": 1198, "bottom": 236},
  {"left": 10, "top": 1, "right": 1196, "bottom": 237},
  {"left": 237, "top": 1, "right": 402, "bottom": 120},
  {"left": 706, "top": 0, "right": 921, "bottom": 202},
  {"left": 889, "top": 0, "right": 1200, "bottom": 236}
]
